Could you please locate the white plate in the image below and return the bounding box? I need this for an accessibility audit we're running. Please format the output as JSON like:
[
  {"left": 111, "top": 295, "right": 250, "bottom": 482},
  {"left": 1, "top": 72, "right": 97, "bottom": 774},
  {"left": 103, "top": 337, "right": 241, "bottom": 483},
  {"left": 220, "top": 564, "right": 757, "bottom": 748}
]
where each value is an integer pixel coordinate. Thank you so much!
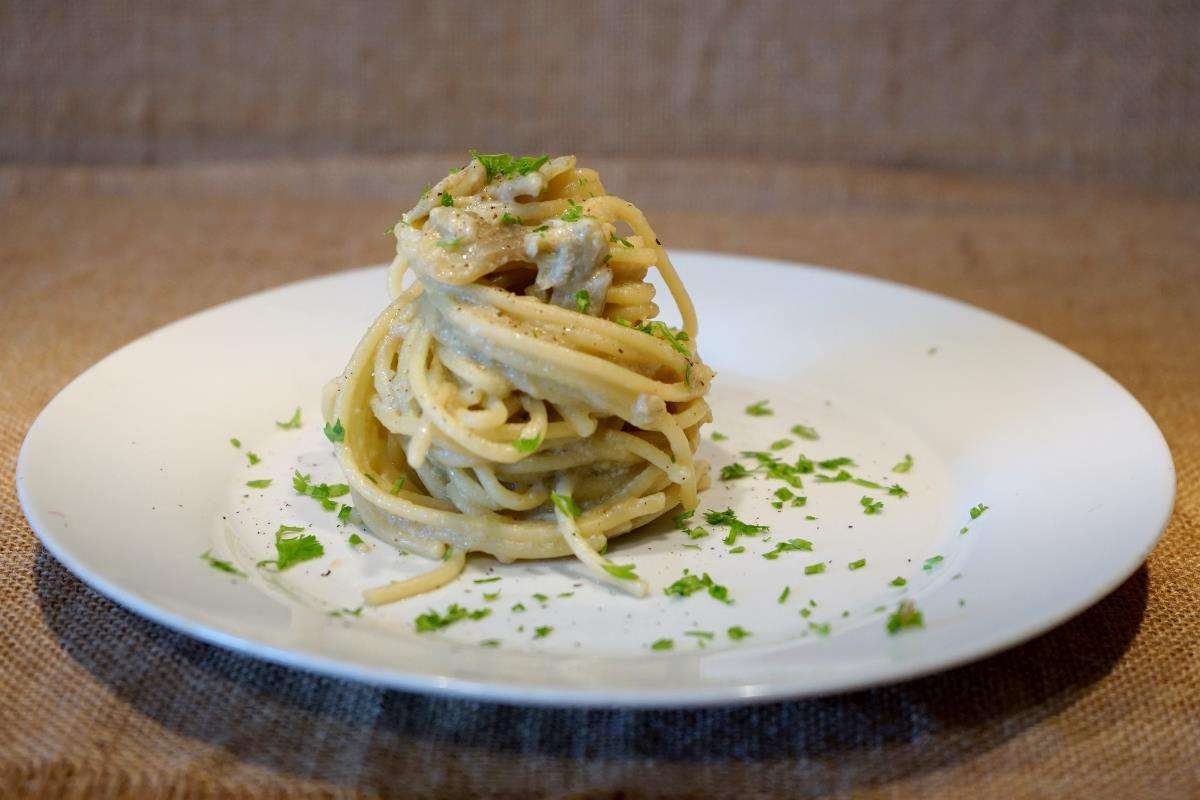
[{"left": 17, "top": 252, "right": 1174, "bottom": 707}]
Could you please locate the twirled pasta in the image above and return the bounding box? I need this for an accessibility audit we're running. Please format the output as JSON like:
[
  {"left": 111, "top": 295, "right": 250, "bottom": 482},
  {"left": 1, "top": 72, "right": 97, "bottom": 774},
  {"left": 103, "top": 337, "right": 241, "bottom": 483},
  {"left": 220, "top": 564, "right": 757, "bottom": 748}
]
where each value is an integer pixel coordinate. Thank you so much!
[{"left": 323, "top": 153, "right": 714, "bottom": 604}]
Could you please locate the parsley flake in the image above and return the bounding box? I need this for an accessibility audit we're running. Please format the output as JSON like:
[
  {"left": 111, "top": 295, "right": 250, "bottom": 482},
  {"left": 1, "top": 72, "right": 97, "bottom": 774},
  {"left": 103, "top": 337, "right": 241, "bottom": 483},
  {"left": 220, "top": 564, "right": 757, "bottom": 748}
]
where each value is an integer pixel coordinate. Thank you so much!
[
  {"left": 245, "top": 479, "right": 272, "bottom": 489},
  {"left": 602, "top": 562, "right": 639, "bottom": 581},
  {"left": 804, "top": 562, "right": 826, "bottom": 576},
  {"left": 573, "top": 290, "right": 590, "bottom": 313},
  {"left": 200, "top": 550, "right": 245, "bottom": 577},
  {"left": 889, "top": 576, "right": 907, "bottom": 587},
  {"left": 229, "top": 438, "right": 241, "bottom": 448},
  {"left": 893, "top": 453, "right": 914, "bottom": 473},
  {"left": 534, "top": 625, "right": 553, "bottom": 639},
  {"left": 970, "top": 503, "right": 989, "bottom": 519},
  {"left": 790, "top": 424, "right": 819, "bottom": 441},
  {"left": 727, "top": 626, "right": 751, "bottom": 640},
  {"left": 769, "top": 438, "right": 793, "bottom": 451},
  {"left": 886, "top": 600, "right": 924, "bottom": 634},
  {"left": 888, "top": 484, "right": 909, "bottom": 497},
  {"left": 560, "top": 200, "right": 583, "bottom": 222},
  {"left": 745, "top": 400, "right": 773, "bottom": 416},
  {"left": 499, "top": 212, "right": 522, "bottom": 225},
  {"left": 762, "top": 538, "right": 813, "bottom": 560},
  {"left": 323, "top": 419, "right": 345, "bottom": 443},
  {"left": 848, "top": 558, "right": 867, "bottom": 570},
  {"left": 275, "top": 407, "right": 302, "bottom": 429},
  {"left": 470, "top": 151, "right": 549, "bottom": 181},
  {"left": 257, "top": 525, "right": 324, "bottom": 571},
  {"left": 438, "top": 191, "right": 454, "bottom": 207},
  {"left": 664, "top": 571, "right": 732, "bottom": 604},
  {"left": 550, "top": 492, "right": 581, "bottom": 519},
  {"left": 514, "top": 434, "right": 542, "bottom": 453},
  {"left": 778, "top": 586, "right": 791, "bottom": 603},
  {"left": 923, "top": 555, "right": 944, "bottom": 571},
  {"left": 860, "top": 496, "right": 884, "bottom": 515},
  {"left": 246, "top": 452, "right": 260, "bottom": 466},
  {"left": 650, "top": 638, "right": 673, "bottom": 651},
  {"left": 711, "top": 431, "right": 728, "bottom": 441}
]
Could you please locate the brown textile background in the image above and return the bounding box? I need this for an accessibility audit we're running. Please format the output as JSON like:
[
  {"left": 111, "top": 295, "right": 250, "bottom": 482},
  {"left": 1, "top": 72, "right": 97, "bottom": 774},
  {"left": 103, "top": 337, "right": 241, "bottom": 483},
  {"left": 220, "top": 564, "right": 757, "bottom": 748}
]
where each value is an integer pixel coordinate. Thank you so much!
[
  {"left": 1, "top": 157, "right": 1198, "bottom": 798},
  {"left": 3, "top": 1, "right": 1200, "bottom": 193}
]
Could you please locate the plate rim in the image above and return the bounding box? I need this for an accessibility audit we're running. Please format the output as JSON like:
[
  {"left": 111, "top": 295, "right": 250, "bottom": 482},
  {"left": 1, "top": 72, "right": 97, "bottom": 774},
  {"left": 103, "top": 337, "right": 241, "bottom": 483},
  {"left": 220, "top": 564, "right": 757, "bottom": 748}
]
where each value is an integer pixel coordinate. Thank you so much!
[{"left": 16, "top": 250, "right": 1176, "bottom": 707}]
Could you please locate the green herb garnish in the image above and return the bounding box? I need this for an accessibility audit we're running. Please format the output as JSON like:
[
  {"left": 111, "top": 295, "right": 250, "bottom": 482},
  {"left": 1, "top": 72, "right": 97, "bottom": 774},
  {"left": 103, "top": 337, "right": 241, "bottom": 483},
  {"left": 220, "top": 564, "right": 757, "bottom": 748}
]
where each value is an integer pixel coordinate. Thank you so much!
[
  {"left": 609, "top": 233, "right": 634, "bottom": 248},
  {"left": 200, "top": 550, "right": 245, "bottom": 577},
  {"left": 245, "top": 479, "right": 272, "bottom": 489},
  {"left": 500, "top": 212, "right": 522, "bottom": 225},
  {"left": 719, "top": 463, "right": 752, "bottom": 481},
  {"left": 650, "top": 638, "right": 673, "bottom": 651},
  {"left": 602, "top": 562, "right": 639, "bottom": 581},
  {"left": 257, "top": 525, "right": 324, "bottom": 571},
  {"left": 778, "top": 586, "right": 791, "bottom": 604},
  {"left": 348, "top": 532, "right": 363, "bottom": 546},
  {"left": 804, "top": 562, "right": 826, "bottom": 575},
  {"left": 534, "top": 625, "right": 553, "bottom": 639},
  {"left": 323, "top": 419, "right": 345, "bottom": 443},
  {"left": 888, "top": 484, "right": 908, "bottom": 497},
  {"left": 745, "top": 400, "right": 773, "bottom": 416},
  {"left": 414, "top": 603, "right": 490, "bottom": 632},
  {"left": 711, "top": 431, "right": 728, "bottom": 441},
  {"left": 704, "top": 508, "right": 768, "bottom": 544},
  {"left": 550, "top": 492, "right": 582, "bottom": 519},
  {"left": 514, "top": 434, "right": 542, "bottom": 453},
  {"left": 438, "top": 191, "right": 454, "bottom": 207},
  {"left": 664, "top": 571, "right": 732, "bottom": 603},
  {"left": 560, "top": 200, "right": 583, "bottom": 222},
  {"left": 229, "top": 438, "right": 241, "bottom": 448},
  {"left": 470, "top": 151, "right": 549, "bottom": 181},
  {"left": 893, "top": 453, "right": 914, "bottom": 473},
  {"left": 762, "top": 538, "right": 813, "bottom": 560},
  {"left": 848, "top": 558, "right": 867, "bottom": 570},
  {"left": 860, "top": 496, "right": 884, "bottom": 515},
  {"left": 923, "top": 555, "right": 944, "bottom": 571},
  {"left": 790, "top": 424, "right": 819, "bottom": 441},
  {"left": 886, "top": 600, "right": 924, "bottom": 634},
  {"left": 889, "top": 576, "right": 907, "bottom": 587},
  {"left": 435, "top": 238, "right": 462, "bottom": 249},
  {"left": 573, "top": 290, "right": 590, "bottom": 313},
  {"left": 275, "top": 407, "right": 302, "bottom": 429},
  {"left": 727, "top": 626, "right": 751, "bottom": 640},
  {"left": 473, "top": 576, "right": 501, "bottom": 584},
  {"left": 247, "top": 452, "right": 261, "bottom": 466},
  {"left": 970, "top": 503, "right": 989, "bottom": 519}
]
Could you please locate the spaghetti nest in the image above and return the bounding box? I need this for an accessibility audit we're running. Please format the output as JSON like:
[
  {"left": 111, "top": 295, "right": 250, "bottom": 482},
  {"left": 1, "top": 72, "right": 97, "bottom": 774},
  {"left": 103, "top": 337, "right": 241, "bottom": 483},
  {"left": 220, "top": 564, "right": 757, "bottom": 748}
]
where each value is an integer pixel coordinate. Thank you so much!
[{"left": 324, "top": 153, "right": 714, "bottom": 604}]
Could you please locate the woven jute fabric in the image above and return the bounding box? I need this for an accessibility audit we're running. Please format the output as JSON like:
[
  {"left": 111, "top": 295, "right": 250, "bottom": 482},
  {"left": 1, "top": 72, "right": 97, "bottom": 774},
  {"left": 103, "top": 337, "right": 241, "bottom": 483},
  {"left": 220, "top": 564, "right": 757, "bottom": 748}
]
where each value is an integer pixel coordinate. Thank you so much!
[
  {"left": 0, "top": 158, "right": 1197, "bottom": 799},
  {"left": 3, "top": 1, "right": 1200, "bottom": 193}
]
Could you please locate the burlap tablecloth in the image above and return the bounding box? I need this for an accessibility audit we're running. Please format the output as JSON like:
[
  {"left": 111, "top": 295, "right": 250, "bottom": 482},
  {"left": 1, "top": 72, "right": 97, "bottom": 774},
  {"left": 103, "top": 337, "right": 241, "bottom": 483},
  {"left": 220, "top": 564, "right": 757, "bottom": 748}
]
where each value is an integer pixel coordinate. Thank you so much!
[{"left": 1, "top": 158, "right": 1197, "bottom": 799}]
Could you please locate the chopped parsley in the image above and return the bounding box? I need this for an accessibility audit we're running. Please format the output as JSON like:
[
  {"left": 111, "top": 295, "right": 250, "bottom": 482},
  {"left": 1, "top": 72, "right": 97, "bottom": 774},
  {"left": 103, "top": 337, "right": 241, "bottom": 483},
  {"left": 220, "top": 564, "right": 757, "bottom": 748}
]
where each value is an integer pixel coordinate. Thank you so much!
[
  {"left": 480, "top": 639, "right": 501, "bottom": 647},
  {"left": 275, "top": 407, "right": 302, "bottom": 429},
  {"left": 650, "top": 638, "right": 674, "bottom": 651},
  {"left": 609, "top": 233, "right": 634, "bottom": 248},
  {"left": 338, "top": 505, "right": 353, "bottom": 523},
  {"left": 889, "top": 576, "right": 907, "bottom": 587},
  {"left": 470, "top": 151, "right": 549, "bottom": 181},
  {"left": 727, "top": 626, "right": 751, "bottom": 640},
  {"left": 560, "top": 199, "right": 583, "bottom": 222},
  {"left": 728, "top": 545, "right": 745, "bottom": 554},
  {"left": 438, "top": 191, "right": 454, "bottom": 207},
  {"left": 483, "top": 591, "right": 501, "bottom": 601},
  {"left": 323, "top": 419, "right": 345, "bottom": 443},
  {"left": 672, "top": 509, "right": 695, "bottom": 529},
  {"left": 348, "top": 532, "right": 363, "bottom": 546},
  {"left": 814, "top": 469, "right": 852, "bottom": 483},
  {"left": 893, "top": 453, "right": 914, "bottom": 473},
  {"left": 392, "top": 476, "right": 406, "bottom": 493},
  {"left": 745, "top": 400, "right": 773, "bottom": 416},
  {"left": 888, "top": 484, "right": 908, "bottom": 497},
  {"left": 513, "top": 434, "right": 542, "bottom": 453},
  {"left": 473, "top": 576, "right": 501, "bottom": 584},
  {"left": 499, "top": 212, "right": 522, "bottom": 225},
  {"left": 550, "top": 492, "right": 582, "bottom": 519},
  {"left": 762, "top": 538, "right": 813, "bottom": 560},
  {"left": 886, "top": 600, "right": 924, "bottom": 634},
  {"left": 292, "top": 471, "right": 350, "bottom": 511},
  {"left": 414, "top": 603, "right": 491, "bottom": 632},
  {"left": 818, "top": 457, "right": 856, "bottom": 470},
  {"left": 923, "top": 555, "right": 944, "bottom": 571},
  {"left": 246, "top": 452, "right": 261, "bottom": 466},
  {"left": 804, "top": 562, "right": 826, "bottom": 575},
  {"left": 719, "top": 462, "right": 752, "bottom": 481},
  {"left": 769, "top": 438, "right": 793, "bottom": 451},
  {"left": 532, "top": 224, "right": 549, "bottom": 233},
  {"left": 970, "top": 503, "right": 989, "bottom": 519},
  {"left": 573, "top": 290, "right": 590, "bottom": 313},
  {"left": 435, "top": 238, "right": 461, "bottom": 249},
  {"left": 685, "top": 630, "right": 714, "bottom": 640},
  {"left": 790, "top": 424, "right": 819, "bottom": 441},
  {"left": 710, "top": 431, "right": 728, "bottom": 441},
  {"left": 229, "top": 438, "right": 241, "bottom": 448},
  {"left": 852, "top": 477, "right": 884, "bottom": 489},
  {"left": 511, "top": 602, "right": 526, "bottom": 612},
  {"left": 257, "top": 525, "right": 324, "bottom": 571},
  {"left": 778, "top": 586, "right": 791, "bottom": 604},
  {"left": 602, "top": 562, "right": 639, "bottom": 581},
  {"left": 634, "top": 320, "right": 690, "bottom": 356},
  {"left": 329, "top": 606, "right": 363, "bottom": 618},
  {"left": 533, "top": 625, "right": 553, "bottom": 639},
  {"left": 704, "top": 508, "right": 768, "bottom": 544},
  {"left": 848, "top": 558, "right": 867, "bottom": 570},
  {"left": 245, "top": 479, "right": 272, "bottom": 489},
  {"left": 860, "top": 496, "right": 884, "bottom": 515},
  {"left": 533, "top": 593, "right": 549, "bottom": 603},
  {"left": 200, "top": 550, "right": 245, "bottom": 577},
  {"left": 664, "top": 571, "right": 732, "bottom": 604},
  {"left": 809, "top": 622, "right": 831, "bottom": 637}
]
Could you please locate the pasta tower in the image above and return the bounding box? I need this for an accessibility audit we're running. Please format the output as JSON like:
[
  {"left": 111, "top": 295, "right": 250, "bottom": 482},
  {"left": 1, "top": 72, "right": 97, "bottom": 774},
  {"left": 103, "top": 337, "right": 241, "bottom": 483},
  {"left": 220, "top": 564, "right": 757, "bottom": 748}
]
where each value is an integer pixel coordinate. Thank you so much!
[{"left": 324, "top": 153, "right": 713, "bottom": 604}]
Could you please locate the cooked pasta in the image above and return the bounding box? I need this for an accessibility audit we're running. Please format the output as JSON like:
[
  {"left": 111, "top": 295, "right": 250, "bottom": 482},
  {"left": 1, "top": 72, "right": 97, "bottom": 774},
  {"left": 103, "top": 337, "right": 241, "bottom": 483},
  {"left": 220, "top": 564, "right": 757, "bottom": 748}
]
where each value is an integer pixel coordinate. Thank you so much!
[{"left": 323, "top": 153, "right": 714, "bottom": 604}]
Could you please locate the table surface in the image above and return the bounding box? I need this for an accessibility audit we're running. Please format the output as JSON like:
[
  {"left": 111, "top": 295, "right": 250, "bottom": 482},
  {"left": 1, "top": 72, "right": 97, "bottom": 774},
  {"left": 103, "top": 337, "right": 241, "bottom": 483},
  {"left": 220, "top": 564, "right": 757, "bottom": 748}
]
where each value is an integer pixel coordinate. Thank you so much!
[{"left": 1, "top": 157, "right": 1197, "bottom": 799}]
